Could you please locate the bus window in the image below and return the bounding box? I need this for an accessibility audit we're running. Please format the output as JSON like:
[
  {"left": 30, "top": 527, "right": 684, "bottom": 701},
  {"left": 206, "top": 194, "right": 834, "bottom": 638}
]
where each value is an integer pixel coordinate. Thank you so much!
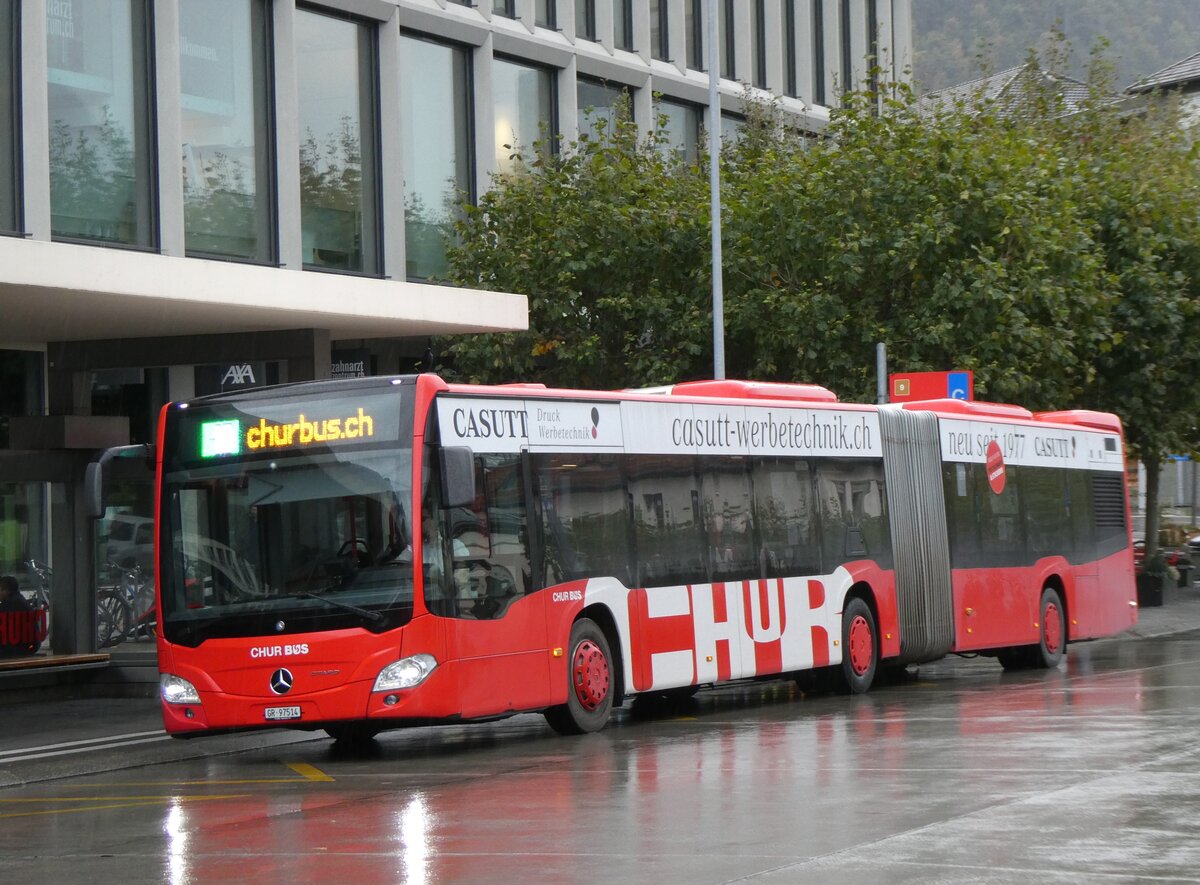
[
  {"left": 699, "top": 457, "right": 756, "bottom": 581},
  {"left": 1022, "top": 467, "right": 1072, "bottom": 558},
  {"left": 979, "top": 466, "right": 1025, "bottom": 566},
  {"left": 536, "top": 454, "right": 633, "bottom": 588},
  {"left": 814, "top": 459, "right": 889, "bottom": 570},
  {"left": 445, "top": 453, "right": 531, "bottom": 619},
  {"left": 943, "top": 462, "right": 983, "bottom": 567},
  {"left": 626, "top": 454, "right": 703, "bottom": 586},
  {"left": 751, "top": 457, "right": 820, "bottom": 578}
]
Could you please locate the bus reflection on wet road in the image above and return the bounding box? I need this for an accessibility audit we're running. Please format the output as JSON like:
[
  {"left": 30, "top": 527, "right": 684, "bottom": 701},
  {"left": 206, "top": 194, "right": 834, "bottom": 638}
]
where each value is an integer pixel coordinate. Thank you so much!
[{"left": 3, "top": 631, "right": 1200, "bottom": 884}]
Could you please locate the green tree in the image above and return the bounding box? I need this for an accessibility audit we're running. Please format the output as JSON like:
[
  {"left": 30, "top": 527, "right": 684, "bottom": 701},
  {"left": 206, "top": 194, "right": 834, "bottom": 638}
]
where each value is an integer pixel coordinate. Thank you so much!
[
  {"left": 444, "top": 111, "right": 712, "bottom": 387},
  {"left": 444, "top": 54, "right": 1199, "bottom": 559}
]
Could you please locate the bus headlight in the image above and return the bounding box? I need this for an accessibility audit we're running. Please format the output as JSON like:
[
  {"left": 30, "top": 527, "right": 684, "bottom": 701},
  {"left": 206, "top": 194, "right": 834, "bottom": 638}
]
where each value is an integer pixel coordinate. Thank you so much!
[
  {"left": 373, "top": 654, "right": 437, "bottom": 692},
  {"left": 160, "top": 673, "right": 201, "bottom": 705}
]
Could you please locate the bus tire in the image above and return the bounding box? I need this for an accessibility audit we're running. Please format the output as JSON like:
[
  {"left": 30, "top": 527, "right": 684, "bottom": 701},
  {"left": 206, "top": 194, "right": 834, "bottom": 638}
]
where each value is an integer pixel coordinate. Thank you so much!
[
  {"left": 836, "top": 597, "right": 877, "bottom": 695},
  {"left": 1031, "top": 586, "right": 1066, "bottom": 669},
  {"left": 544, "top": 618, "right": 614, "bottom": 735},
  {"left": 325, "top": 723, "right": 380, "bottom": 745},
  {"left": 997, "top": 649, "right": 1031, "bottom": 671}
]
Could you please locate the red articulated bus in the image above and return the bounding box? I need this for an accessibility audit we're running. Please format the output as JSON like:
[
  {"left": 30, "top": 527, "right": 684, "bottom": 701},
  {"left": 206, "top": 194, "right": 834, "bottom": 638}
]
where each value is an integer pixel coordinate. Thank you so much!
[{"left": 149, "top": 374, "right": 1135, "bottom": 741}]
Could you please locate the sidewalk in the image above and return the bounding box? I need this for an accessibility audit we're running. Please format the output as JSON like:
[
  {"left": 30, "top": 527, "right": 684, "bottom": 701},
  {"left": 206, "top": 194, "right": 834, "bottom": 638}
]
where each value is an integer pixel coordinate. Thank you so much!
[{"left": 1, "top": 587, "right": 1198, "bottom": 787}]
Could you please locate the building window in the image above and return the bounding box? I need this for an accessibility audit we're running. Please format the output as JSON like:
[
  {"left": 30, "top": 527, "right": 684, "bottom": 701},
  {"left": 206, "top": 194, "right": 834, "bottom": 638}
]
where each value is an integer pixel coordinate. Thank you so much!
[
  {"left": 867, "top": 0, "right": 879, "bottom": 91},
  {"left": 685, "top": 0, "right": 702, "bottom": 71},
  {"left": 813, "top": 0, "right": 825, "bottom": 105},
  {"left": 493, "top": 0, "right": 515, "bottom": 18},
  {"left": 784, "top": 0, "right": 797, "bottom": 97},
  {"left": 720, "top": 113, "right": 744, "bottom": 145},
  {"left": 493, "top": 56, "right": 554, "bottom": 175},
  {"left": 0, "top": 0, "right": 18, "bottom": 234},
  {"left": 575, "top": 0, "right": 595, "bottom": 41},
  {"left": 719, "top": 0, "right": 733, "bottom": 80},
  {"left": 400, "top": 34, "right": 472, "bottom": 282},
  {"left": 653, "top": 97, "right": 700, "bottom": 161},
  {"left": 750, "top": 0, "right": 766, "bottom": 88},
  {"left": 180, "top": 0, "right": 274, "bottom": 262},
  {"left": 614, "top": 0, "right": 633, "bottom": 51},
  {"left": 535, "top": 0, "right": 556, "bottom": 30},
  {"left": 47, "top": 0, "right": 155, "bottom": 247},
  {"left": 840, "top": 0, "right": 851, "bottom": 95},
  {"left": 296, "top": 7, "right": 380, "bottom": 274},
  {"left": 578, "top": 77, "right": 629, "bottom": 142},
  {"left": 650, "top": 0, "right": 668, "bottom": 61}
]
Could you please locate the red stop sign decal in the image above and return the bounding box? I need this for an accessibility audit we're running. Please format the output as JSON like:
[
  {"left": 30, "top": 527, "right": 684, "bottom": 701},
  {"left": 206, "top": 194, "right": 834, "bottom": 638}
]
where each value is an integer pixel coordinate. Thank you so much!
[{"left": 986, "top": 440, "right": 1006, "bottom": 494}]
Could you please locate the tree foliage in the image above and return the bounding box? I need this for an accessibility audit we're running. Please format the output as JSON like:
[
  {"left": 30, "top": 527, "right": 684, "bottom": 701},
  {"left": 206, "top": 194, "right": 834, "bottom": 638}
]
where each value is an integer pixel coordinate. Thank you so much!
[{"left": 443, "top": 50, "right": 1200, "bottom": 500}]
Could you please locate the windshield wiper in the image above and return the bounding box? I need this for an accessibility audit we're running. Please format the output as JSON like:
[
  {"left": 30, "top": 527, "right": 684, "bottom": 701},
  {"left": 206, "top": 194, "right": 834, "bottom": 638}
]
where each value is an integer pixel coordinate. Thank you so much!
[{"left": 291, "top": 591, "right": 383, "bottom": 622}]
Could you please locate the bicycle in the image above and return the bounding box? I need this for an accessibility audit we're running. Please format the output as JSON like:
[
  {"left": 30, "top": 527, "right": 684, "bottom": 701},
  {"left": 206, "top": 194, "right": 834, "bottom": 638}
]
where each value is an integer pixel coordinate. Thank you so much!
[
  {"left": 24, "top": 559, "right": 52, "bottom": 609},
  {"left": 97, "top": 559, "right": 155, "bottom": 648}
]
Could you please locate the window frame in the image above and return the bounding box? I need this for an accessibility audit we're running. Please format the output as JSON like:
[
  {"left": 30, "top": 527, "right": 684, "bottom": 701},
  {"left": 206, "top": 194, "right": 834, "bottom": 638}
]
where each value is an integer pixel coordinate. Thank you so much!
[
  {"left": 180, "top": 0, "right": 278, "bottom": 265},
  {"left": 399, "top": 30, "right": 475, "bottom": 282},
  {"left": 295, "top": 3, "right": 383, "bottom": 276},
  {"left": 0, "top": 0, "right": 20, "bottom": 235},
  {"left": 575, "top": 0, "right": 596, "bottom": 41},
  {"left": 47, "top": 0, "right": 159, "bottom": 251}
]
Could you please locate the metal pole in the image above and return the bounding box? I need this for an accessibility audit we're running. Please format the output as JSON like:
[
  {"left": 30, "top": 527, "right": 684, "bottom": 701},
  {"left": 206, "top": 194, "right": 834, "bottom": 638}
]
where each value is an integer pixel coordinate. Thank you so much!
[
  {"left": 707, "top": 0, "right": 725, "bottom": 380},
  {"left": 876, "top": 343, "right": 888, "bottom": 404}
]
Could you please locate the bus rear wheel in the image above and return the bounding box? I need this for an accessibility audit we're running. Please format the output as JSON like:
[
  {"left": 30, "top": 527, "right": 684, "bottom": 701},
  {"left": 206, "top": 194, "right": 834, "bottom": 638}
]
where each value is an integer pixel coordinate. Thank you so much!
[
  {"left": 836, "top": 597, "right": 877, "bottom": 695},
  {"left": 545, "top": 618, "right": 614, "bottom": 735},
  {"left": 1031, "top": 586, "right": 1066, "bottom": 669}
]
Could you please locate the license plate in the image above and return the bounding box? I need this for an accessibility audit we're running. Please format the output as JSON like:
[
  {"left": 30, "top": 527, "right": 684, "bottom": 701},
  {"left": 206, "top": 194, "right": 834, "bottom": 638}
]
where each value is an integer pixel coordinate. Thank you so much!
[{"left": 264, "top": 705, "right": 302, "bottom": 721}]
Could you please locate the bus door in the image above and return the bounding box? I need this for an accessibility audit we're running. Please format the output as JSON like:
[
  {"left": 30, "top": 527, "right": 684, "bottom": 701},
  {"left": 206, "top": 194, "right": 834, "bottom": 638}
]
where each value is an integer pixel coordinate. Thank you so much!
[{"left": 434, "top": 451, "right": 547, "bottom": 718}]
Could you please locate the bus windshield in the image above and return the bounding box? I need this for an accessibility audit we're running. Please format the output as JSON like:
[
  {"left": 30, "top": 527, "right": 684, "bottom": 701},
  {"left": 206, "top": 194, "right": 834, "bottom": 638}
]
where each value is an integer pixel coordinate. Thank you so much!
[{"left": 159, "top": 387, "right": 416, "bottom": 647}]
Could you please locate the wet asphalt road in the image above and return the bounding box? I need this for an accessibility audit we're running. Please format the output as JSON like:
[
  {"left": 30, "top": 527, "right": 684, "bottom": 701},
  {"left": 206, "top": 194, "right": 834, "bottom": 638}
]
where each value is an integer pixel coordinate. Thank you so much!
[{"left": 1, "top": 628, "right": 1199, "bottom": 884}]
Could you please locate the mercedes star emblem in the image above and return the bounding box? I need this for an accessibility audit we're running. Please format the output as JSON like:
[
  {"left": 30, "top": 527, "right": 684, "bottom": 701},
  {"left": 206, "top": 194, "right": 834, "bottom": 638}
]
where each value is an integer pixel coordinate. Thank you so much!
[{"left": 270, "top": 668, "right": 294, "bottom": 695}]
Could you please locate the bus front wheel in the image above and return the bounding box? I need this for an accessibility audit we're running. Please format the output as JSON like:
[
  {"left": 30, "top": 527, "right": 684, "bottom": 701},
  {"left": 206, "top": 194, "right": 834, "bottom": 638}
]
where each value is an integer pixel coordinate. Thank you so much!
[
  {"left": 545, "top": 618, "right": 614, "bottom": 735},
  {"left": 836, "top": 597, "right": 877, "bottom": 694}
]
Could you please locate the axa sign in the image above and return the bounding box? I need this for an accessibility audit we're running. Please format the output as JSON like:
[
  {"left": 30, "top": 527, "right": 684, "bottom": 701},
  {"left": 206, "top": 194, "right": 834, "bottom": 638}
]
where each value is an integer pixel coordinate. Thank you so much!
[{"left": 222, "top": 364, "right": 257, "bottom": 386}]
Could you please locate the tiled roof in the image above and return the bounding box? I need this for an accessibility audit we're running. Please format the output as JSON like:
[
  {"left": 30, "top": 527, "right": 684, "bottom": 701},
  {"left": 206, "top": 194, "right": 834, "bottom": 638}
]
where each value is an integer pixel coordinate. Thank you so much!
[
  {"left": 1128, "top": 51, "right": 1200, "bottom": 93},
  {"left": 919, "top": 64, "right": 1095, "bottom": 118}
]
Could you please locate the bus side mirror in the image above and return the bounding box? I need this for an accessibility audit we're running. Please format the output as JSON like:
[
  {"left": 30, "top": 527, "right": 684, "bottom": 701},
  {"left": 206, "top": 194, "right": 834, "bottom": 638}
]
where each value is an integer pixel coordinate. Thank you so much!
[
  {"left": 85, "top": 444, "right": 155, "bottom": 518},
  {"left": 441, "top": 446, "right": 476, "bottom": 508},
  {"left": 84, "top": 462, "right": 105, "bottom": 518}
]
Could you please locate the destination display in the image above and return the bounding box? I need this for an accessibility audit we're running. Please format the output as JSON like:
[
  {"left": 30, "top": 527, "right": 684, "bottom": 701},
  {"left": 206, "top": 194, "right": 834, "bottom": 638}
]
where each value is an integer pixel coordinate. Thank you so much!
[{"left": 175, "top": 392, "right": 405, "bottom": 466}]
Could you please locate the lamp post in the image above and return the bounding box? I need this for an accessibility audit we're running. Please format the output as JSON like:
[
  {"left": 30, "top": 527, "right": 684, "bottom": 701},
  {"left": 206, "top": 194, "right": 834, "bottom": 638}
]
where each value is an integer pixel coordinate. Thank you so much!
[{"left": 707, "top": 0, "right": 725, "bottom": 380}]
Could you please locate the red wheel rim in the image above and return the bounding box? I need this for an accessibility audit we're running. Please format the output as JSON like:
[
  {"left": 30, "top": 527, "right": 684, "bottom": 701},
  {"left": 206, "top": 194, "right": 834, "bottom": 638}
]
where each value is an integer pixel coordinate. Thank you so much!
[
  {"left": 1043, "top": 602, "right": 1063, "bottom": 655},
  {"left": 848, "top": 615, "right": 873, "bottom": 677},
  {"left": 571, "top": 639, "right": 610, "bottom": 711}
]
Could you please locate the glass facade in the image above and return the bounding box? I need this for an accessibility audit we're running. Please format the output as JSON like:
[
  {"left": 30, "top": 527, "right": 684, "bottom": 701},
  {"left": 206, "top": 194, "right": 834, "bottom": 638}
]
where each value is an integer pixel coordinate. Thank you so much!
[
  {"left": 47, "top": 0, "right": 155, "bottom": 247},
  {"left": 296, "top": 7, "right": 379, "bottom": 274},
  {"left": 650, "top": 0, "right": 668, "bottom": 62},
  {"left": 685, "top": 0, "right": 702, "bottom": 70},
  {"left": 719, "top": 0, "right": 734, "bottom": 80},
  {"left": 180, "top": 0, "right": 273, "bottom": 261},
  {"left": 0, "top": 0, "right": 17, "bottom": 234},
  {"left": 535, "top": 0, "right": 556, "bottom": 30},
  {"left": 654, "top": 97, "right": 700, "bottom": 161},
  {"left": 575, "top": 0, "right": 595, "bottom": 41},
  {"left": 614, "top": 0, "right": 633, "bottom": 52},
  {"left": 784, "top": 0, "right": 797, "bottom": 97},
  {"left": 578, "top": 77, "right": 628, "bottom": 142},
  {"left": 750, "top": 0, "right": 766, "bottom": 88},
  {"left": 400, "top": 34, "right": 471, "bottom": 281},
  {"left": 493, "top": 57, "right": 554, "bottom": 175},
  {"left": 493, "top": 0, "right": 515, "bottom": 18}
]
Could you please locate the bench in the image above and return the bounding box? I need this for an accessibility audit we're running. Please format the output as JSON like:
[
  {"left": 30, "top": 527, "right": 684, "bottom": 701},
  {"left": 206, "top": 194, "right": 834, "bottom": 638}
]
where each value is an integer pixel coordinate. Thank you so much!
[{"left": 0, "top": 653, "right": 111, "bottom": 673}]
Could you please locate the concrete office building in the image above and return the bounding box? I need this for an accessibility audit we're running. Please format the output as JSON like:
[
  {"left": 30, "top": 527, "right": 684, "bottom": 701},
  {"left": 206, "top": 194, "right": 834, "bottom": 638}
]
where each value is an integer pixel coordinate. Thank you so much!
[{"left": 0, "top": 0, "right": 912, "bottom": 683}]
